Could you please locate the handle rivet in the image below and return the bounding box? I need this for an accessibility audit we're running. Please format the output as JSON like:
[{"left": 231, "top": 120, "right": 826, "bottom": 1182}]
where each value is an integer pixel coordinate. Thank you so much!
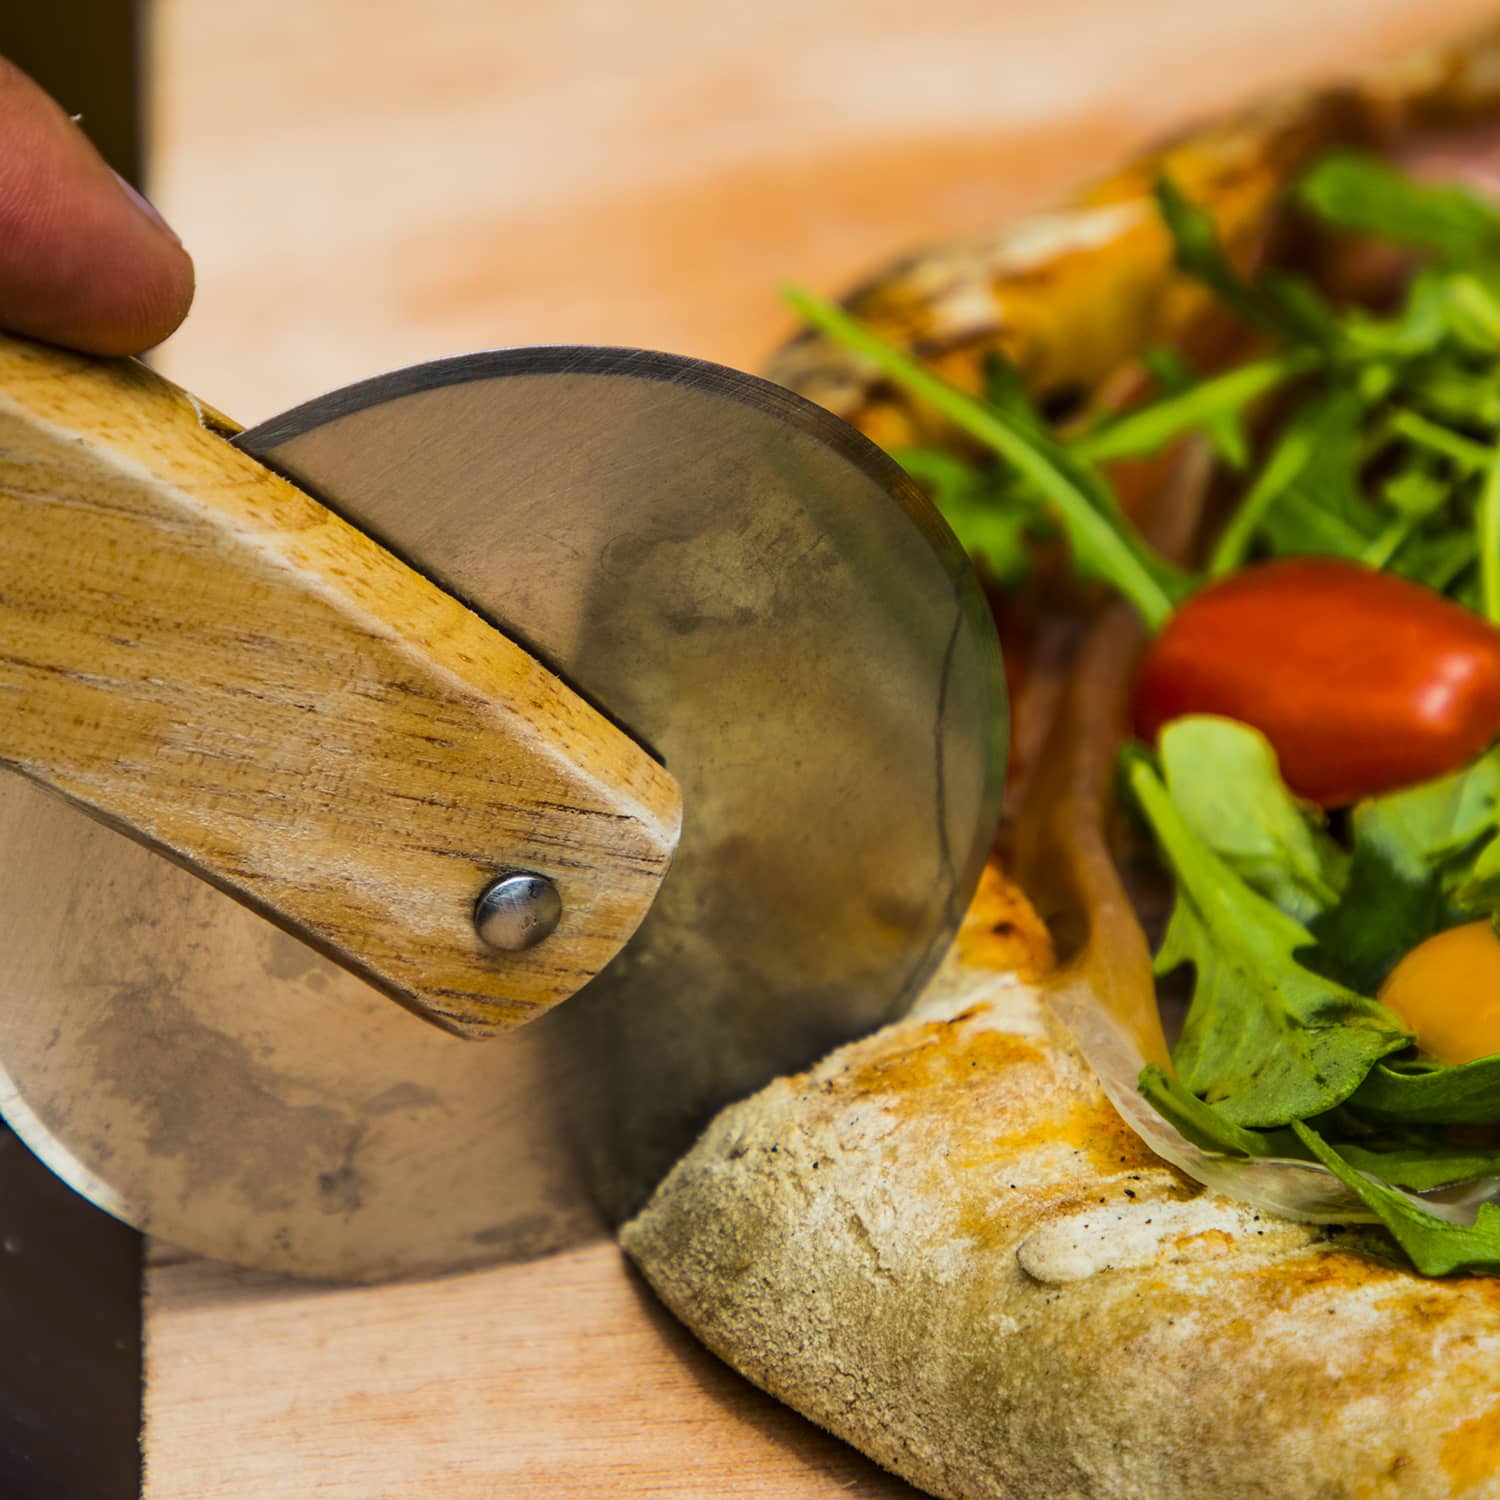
[{"left": 474, "top": 873, "right": 562, "bottom": 952}]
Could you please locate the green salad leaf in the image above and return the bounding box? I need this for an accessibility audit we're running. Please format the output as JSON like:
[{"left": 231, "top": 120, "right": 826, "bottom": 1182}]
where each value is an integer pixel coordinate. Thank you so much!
[
  {"left": 1328, "top": 1139, "right": 1500, "bottom": 1193},
  {"left": 782, "top": 284, "right": 1187, "bottom": 628},
  {"left": 1303, "top": 846, "right": 1452, "bottom": 999},
  {"left": 892, "top": 447, "right": 1042, "bottom": 588},
  {"left": 1351, "top": 1054, "right": 1500, "bottom": 1126},
  {"left": 1456, "top": 830, "right": 1500, "bottom": 925},
  {"left": 893, "top": 351, "right": 1059, "bottom": 587},
  {"left": 1297, "top": 151, "right": 1500, "bottom": 264},
  {"left": 1138, "top": 347, "right": 1250, "bottom": 469},
  {"left": 1074, "top": 350, "right": 1308, "bottom": 467},
  {"left": 1254, "top": 387, "right": 1386, "bottom": 561},
  {"left": 1126, "top": 750, "right": 1411, "bottom": 1127},
  {"left": 1205, "top": 388, "right": 1350, "bottom": 574},
  {"left": 1141, "top": 1065, "right": 1500, "bottom": 1191},
  {"left": 1344, "top": 266, "right": 1451, "bottom": 358},
  {"left": 1139, "top": 734, "right": 1500, "bottom": 1270},
  {"left": 1138, "top": 1064, "right": 1302, "bottom": 1156},
  {"left": 788, "top": 154, "right": 1500, "bottom": 627},
  {"left": 786, "top": 152, "right": 1500, "bottom": 1277},
  {"left": 1480, "top": 443, "right": 1500, "bottom": 625},
  {"left": 1156, "top": 718, "right": 1345, "bottom": 922},
  {"left": 1306, "top": 750, "right": 1500, "bottom": 994},
  {"left": 1294, "top": 1122, "right": 1500, "bottom": 1277},
  {"left": 979, "top": 348, "right": 1045, "bottom": 430},
  {"left": 1355, "top": 752, "right": 1500, "bottom": 872},
  {"left": 1155, "top": 176, "right": 1296, "bottom": 340}
]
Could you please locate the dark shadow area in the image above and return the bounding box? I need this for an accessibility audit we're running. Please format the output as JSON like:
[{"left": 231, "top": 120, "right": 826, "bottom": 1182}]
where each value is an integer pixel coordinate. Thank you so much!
[
  {"left": 0, "top": 0, "right": 142, "bottom": 184},
  {"left": 0, "top": 1130, "right": 142, "bottom": 1500},
  {"left": 0, "top": 10, "right": 147, "bottom": 1496}
]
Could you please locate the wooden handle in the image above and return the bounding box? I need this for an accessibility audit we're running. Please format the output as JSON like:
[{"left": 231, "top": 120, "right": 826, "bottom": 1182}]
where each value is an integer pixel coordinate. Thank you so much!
[{"left": 0, "top": 332, "right": 682, "bottom": 1038}]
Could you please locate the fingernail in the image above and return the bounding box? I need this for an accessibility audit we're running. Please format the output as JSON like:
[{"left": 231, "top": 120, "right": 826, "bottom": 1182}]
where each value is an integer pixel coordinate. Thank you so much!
[{"left": 113, "top": 170, "right": 182, "bottom": 248}]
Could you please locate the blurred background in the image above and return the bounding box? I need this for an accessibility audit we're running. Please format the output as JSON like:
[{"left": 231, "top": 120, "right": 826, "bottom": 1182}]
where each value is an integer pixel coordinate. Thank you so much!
[
  {"left": 3, "top": 2, "right": 1499, "bottom": 1495},
  {"left": 11, "top": 1, "right": 1500, "bottom": 417},
  {"left": 45, "top": 1, "right": 1500, "bottom": 419}
]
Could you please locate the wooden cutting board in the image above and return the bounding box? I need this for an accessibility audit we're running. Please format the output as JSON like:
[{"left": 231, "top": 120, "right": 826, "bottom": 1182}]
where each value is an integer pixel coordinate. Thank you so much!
[{"left": 143, "top": 1, "right": 1496, "bottom": 1493}]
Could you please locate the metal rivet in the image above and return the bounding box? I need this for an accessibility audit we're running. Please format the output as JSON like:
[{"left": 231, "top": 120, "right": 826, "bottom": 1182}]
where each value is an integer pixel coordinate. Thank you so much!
[{"left": 473, "top": 873, "right": 562, "bottom": 952}]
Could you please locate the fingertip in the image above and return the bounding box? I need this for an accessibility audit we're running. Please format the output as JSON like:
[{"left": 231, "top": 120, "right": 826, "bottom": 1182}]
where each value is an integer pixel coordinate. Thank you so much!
[
  {"left": 70, "top": 214, "right": 197, "bottom": 357},
  {"left": 0, "top": 58, "right": 196, "bottom": 356}
]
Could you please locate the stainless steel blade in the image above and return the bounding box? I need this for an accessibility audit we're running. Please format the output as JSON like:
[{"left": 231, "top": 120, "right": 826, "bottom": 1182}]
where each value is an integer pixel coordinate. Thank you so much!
[{"left": 0, "top": 347, "right": 1004, "bottom": 1279}]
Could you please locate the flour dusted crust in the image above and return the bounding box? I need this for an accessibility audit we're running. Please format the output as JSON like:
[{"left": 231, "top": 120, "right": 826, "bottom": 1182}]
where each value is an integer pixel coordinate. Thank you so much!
[
  {"left": 620, "top": 870, "right": 1500, "bottom": 1499},
  {"left": 625, "top": 30, "right": 1500, "bottom": 1496}
]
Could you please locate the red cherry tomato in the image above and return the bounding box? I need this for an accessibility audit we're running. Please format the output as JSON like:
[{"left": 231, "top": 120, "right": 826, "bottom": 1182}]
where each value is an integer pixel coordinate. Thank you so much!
[{"left": 1131, "top": 556, "right": 1500, "bottom": 806}]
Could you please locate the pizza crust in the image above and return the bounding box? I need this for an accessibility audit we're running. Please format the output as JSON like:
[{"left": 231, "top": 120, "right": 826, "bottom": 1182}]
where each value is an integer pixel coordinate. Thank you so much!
[
  {"left": 620, "top": 873, "right": 1500, "bottom": 1499},
  {"left": 626, "top": 33, "right": 1500, "bottom": 1493}
]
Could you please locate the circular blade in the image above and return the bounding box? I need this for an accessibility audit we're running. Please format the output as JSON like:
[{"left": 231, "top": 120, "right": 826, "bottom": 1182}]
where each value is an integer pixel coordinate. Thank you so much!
[{"left": 0, "top": 348, "right": 1004, "bottom": 1279}]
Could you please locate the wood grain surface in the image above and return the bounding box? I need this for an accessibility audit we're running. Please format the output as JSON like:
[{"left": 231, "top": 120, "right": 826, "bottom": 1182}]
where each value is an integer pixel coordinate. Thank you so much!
[
  {"left": 0, "top": 333, "right": 679, "bottom": 1038},
  {"left": 146, "top": 1245, "right": 920, "bottom": 1499},
  {"left": 142, "top": 0, "right": 1498, "bottom": 1495}
]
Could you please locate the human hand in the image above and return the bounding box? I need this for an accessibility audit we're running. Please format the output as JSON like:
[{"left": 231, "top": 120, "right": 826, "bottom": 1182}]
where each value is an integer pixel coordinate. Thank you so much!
[{"left": 0, "top": 55, "right": 193, "bottom": 356}]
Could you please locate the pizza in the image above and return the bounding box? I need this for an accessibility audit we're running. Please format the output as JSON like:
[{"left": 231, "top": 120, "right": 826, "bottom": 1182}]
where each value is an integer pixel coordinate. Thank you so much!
[
  {"left": 622, "top": 23, "right": 1500, "bottom": 1499},
  {"left": 623, "top": 870, "right": 1500, "bottom": 1497}
]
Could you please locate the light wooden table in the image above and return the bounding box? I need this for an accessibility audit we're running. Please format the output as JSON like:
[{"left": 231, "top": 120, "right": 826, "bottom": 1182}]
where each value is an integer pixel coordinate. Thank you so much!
[{"left": 143, "top": 1, "right": 1496, "bottom": 1493}]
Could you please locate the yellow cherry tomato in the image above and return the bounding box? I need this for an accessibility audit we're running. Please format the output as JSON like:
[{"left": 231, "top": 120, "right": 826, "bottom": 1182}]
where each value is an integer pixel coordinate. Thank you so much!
[{"left": 1378, "top": 921, "right": 1500, "bottom": 1066}]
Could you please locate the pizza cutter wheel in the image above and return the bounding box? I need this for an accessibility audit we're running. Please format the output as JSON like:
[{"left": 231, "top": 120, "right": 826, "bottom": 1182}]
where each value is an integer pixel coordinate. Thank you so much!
[{"left": 0, "top": 336, "right": 1004, "bottom": 1280}]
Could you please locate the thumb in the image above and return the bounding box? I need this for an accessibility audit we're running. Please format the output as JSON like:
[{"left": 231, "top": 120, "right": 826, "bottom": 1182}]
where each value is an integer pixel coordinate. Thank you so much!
[{"left": 0, "top": 57, "right": 194, "bottom": 356}]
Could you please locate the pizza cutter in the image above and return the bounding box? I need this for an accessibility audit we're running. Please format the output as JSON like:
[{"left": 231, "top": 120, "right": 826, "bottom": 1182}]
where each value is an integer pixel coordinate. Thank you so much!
[{"left": 0, "top": 332, "right": 1004, "bottom": 1281}]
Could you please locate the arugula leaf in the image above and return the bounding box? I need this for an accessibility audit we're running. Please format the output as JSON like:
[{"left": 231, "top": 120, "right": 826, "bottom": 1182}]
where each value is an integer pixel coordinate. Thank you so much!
[
  {"left": 1142, "top": 1060, "right": 1500, "bottom": 1191},
  {"left": 1260, "top": 492, "right": 1383, "bottom": 558},
  {"left": 1455, "top": 831, "right": 1500, "bottom": 923},
  {"left": 893, "top": 448, "right": 1040, "bottom": 588},
  {"left": 1154, "top": 175, "right": 1283, "bottom": 337},
  {"left": 1351, "top": 1054, "right": 1500, "bottom": 1126},
  {"left": 1158, "top": 718, "right": 1346, "bottom": 923},
  {"left": 1442, "top": 272, "right": 1500, "bottom": 350},
  {"left": 1304, "top": 843, "right": 1452, "bottom": 997},
  {"left": 1127, "top": 752, "right": 1411, "bottom": 1127},
  {"left": 1258, "top": 269, "right": 1346, "bottom": 351},
  {"left": 979, "top": 349, "right": 1042, "bottom": 430},
  {"left": 1340, "top": 267, "right": 1451, "bottom": 359},
  {"left": 1138, "top": 348, "right": 1251, "bottom": 470},
  {"left": 1157, "top": 175, "right": 1347, "bottom": 353},
  {"left": 1075, "top": 351, "right": 1312, "bottom": 467},
  {"left": 1207, "top": 160, "right": 1500, "bottom": 615},
  {"left": 1404, "top": 361, "right": 1500, "bottom": 430},
  {"left": 1381, "top": 461, "right": 1452, "bottom": 519},
  {"left": 1208, "top": 388, "right": 1362, "bottom": 575},
  {"left": 783, "top": 284, "right": 1188, "bottom": 627},
  {"left": 1386, "top": 528, "right": 1478, "bottom": 594},
  {"left": 1362, "top": 459, "right": 1451, "bottom": 569},
  {"left": 1154, "top": 895, "right": 1409, "bottom": 1128},
  {"left": 1256, "top": 388, "right": 1385, "bottom": 562},
  {"left": 1341, "top": 752, "right": 1500, "bottom": 872},
  {"left": 1307, "top": 750, "right": 1500, "bottom": 993},
  {"left": 1479, "top": 441, "right": 1500, "bottom": 625},
  {"left": 1294, "top": 1120, "right": 1500, "bottom": 1276},
  {"left": 1332, "top": 1138, "right": 1500, "bottom": 1192},
  {"left": 1138, "top": 1064, "right": 1303, "bottom": 1156},
  {"left": 889, "top": 446, "right": 985, "bottom": 499},
  {"left": 1390, "top": 407, "right": 1489, "bottom": 472},
  {"left": 1298, "top": 151, "right": 1500, "bottom": 264},
  {"left": 1263, "top": 499, "right": 1381, "bottom": 557}
]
